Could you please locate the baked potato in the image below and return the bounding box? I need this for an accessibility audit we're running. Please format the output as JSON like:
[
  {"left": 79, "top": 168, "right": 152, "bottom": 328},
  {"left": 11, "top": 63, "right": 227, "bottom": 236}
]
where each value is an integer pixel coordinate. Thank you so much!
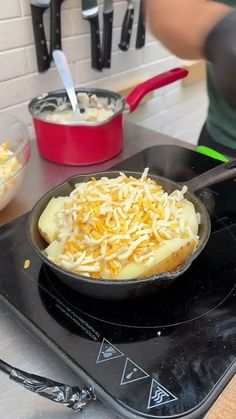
[
  {"left": 181, "top": 199, "right": 199, "bottom": 235},
  {"left": 38, "top": 196, "right": 69, "bottom": 243},
  {"left": 44, "top": 240, "right": 62, "bottom": 258},
  {"left": 115, "top": 238, "right": 196, "bottom": 279},
  {"left": 38, "top": 171, "right": 200, "bottom": 280},
  {"left": 39, "top": 196, "right": 199, "bottom": 280}
]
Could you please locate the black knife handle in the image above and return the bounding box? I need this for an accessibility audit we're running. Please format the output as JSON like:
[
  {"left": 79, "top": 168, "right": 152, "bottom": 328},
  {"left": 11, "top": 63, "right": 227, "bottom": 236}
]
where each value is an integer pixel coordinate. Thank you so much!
[
  {"left": 119, "top": 6, "right": 134, "bottom": 51},
  {"left": 50, "top": 0, "right": 64, "bottom": 54},
  {"left": 102, "top": 11, "right": 113, "bottom": 68},
  {"left": 30, "top": 4, "right": 50, "bottom": 73},
  {"left": 89, "top": 15, "right": 103, "bottom": 71},
  {"left": 136, "top": 0, "right": 145, "bottom": 49}
]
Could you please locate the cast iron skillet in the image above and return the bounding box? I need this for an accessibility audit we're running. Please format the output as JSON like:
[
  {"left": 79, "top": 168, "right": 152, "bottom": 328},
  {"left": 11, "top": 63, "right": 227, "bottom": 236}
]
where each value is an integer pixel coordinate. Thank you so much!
[{"left": 27, "top": 160, "right": 236, "bottom": 300}]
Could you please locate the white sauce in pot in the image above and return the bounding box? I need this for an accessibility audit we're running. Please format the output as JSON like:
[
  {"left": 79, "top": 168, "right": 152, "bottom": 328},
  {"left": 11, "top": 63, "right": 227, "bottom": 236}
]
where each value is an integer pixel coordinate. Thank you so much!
[{"left": 37, "top": 93, "right": 117, "bottom": 124}]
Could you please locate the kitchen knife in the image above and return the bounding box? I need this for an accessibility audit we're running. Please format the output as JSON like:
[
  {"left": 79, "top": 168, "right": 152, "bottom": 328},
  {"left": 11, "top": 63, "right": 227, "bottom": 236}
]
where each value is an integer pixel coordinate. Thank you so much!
[
  {"left": 50, "top": 0, "right": 65, "bottom": 55},
  {"left": 102, "top": 0, "right": 113, "bottom": 68},
  {"left": 30, "top": 0, "right": 51, "bottom": 72},
  {"left": 81, "top": 0, "right": 103, "bottom": 71},
  {"left": 136, "top": 0, "right": 145, "bottom": 49},
  {"left": 119, "top": 0, "right": 134, "bottom": 51}
]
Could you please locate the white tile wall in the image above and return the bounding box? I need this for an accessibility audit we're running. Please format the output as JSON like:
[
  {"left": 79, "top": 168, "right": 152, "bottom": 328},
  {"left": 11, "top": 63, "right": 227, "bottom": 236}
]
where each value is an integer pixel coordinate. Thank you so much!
[
  {"left": 0, "top": 0, "right": 208, "bottom": 144},
  {"left": 0, "top": 0, "right": 21, "bottom": 20}
]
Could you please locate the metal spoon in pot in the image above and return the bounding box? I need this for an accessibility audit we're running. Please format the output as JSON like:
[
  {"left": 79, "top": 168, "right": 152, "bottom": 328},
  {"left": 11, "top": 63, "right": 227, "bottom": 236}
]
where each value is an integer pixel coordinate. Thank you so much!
[{"left": 52, "top": 50, "right": 81, "bottom": 120}]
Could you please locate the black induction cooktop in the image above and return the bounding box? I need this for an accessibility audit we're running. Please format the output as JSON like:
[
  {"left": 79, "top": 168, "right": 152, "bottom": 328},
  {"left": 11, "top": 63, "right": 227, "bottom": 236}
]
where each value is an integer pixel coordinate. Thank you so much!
[{"left": 0, "top": 145, "right": 236, "bottom": 419}]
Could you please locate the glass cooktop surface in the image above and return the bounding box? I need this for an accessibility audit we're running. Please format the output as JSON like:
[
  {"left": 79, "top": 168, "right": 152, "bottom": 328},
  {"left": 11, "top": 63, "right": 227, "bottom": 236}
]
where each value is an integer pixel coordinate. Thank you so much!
[{"left": 0, "top": 145, "right": 236, "bottom": 419}]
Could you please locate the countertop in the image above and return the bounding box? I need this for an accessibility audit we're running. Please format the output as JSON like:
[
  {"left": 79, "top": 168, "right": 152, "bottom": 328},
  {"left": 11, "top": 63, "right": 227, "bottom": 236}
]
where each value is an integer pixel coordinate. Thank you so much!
[{"left": 0, "top": 123, "right": 235, "bottom": 419}]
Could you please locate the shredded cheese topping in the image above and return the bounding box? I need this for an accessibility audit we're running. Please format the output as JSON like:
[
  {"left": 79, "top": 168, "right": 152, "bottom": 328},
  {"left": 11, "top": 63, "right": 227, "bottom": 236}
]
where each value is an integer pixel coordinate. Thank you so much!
[{"left": 48, "top": 169, "right": 199, "bottom": 279}]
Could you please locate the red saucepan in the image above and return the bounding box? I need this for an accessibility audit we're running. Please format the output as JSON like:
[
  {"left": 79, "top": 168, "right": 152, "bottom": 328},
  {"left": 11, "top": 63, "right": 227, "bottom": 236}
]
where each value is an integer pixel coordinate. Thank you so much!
[
  {"left": 27, "top": 159, "right": 236, "bottom": 301},
  {"left": 28, "top": 68, "right": 188, "bottom": 166}
]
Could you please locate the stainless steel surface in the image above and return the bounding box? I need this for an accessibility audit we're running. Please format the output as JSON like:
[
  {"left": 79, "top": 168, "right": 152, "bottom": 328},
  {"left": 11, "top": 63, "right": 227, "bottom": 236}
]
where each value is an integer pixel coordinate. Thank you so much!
[
  {"left": 0, "top": 122, "right": 196, "bottom": 418},
  {"left": 0, "top": 299, "right": 116, "bottom": 419},
  {"left": 81, "top": 0, "right": 98, "bottom": 18}
]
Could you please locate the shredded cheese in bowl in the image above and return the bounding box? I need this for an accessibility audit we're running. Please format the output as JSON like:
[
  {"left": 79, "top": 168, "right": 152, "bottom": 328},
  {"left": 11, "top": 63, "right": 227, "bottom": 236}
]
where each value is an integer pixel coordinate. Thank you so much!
[
  {"left": 0, "top": 142, "right": 21, "bottom": 177},
  {"left": 0, "top": 141, "right": 23, "bottom": 211},
  {"left": 44, "top": 169, "right": 200, "bottom": 279}
]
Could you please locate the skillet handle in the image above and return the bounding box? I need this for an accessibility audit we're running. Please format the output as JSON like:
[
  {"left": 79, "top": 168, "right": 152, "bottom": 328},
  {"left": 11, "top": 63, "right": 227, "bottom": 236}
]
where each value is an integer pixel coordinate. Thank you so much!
[
  {"left": 185, "top": 159, "right": 236, "bottom": 192},
  {"left": 125, "top": 68, "right": 188, "bottom": 113}
]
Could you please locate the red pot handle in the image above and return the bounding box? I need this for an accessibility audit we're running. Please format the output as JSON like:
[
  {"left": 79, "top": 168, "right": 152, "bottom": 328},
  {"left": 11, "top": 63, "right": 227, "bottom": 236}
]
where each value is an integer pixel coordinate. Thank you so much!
[{"left": 126, "top": 67, "right": 188, "bottom": 113}]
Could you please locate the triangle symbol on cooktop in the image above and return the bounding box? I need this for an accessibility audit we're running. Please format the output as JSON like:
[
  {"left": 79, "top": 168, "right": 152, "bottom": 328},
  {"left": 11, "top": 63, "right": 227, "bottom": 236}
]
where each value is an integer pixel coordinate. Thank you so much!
[
  {"left": 96, "top": 338, "right": 124, "bottom": 363},
  {"left": 147, "top": 379, "right": 178, "bottom": 409},
  {"left": 120, "top": 358, "right": 149, "bottom": 385}
]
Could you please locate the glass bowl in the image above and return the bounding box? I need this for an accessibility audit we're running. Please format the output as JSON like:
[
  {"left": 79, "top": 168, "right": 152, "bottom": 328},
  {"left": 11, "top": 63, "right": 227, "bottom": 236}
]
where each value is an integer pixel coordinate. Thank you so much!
[{"left": 0, "top": 115, "right": 31, "bottom": 212}]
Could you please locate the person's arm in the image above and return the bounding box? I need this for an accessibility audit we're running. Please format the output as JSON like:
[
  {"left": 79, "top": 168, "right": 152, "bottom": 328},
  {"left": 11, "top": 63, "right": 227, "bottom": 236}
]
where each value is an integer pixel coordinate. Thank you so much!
[
  {"left": 145, "top": 0, "right": 232, "bottom": 59},
  {"left": 146, "top": 0, "right": 236, "bottom": 109}
]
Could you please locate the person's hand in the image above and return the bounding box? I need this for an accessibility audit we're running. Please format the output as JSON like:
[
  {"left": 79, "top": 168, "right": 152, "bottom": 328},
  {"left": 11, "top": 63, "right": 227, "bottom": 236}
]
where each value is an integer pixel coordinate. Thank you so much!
[{"left": 205, "top": 10, "right": 236, "bottom": 109}]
